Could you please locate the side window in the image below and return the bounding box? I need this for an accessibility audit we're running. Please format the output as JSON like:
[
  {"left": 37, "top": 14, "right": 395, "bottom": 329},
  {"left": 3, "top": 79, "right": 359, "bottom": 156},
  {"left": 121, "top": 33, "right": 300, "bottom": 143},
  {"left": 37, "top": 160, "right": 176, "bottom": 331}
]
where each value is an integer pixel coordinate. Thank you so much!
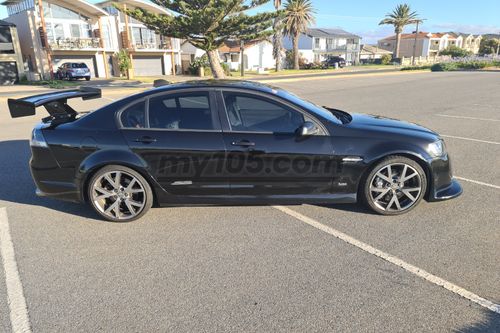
[
  {"left": 120, "top": 101, "right": 146, "bottom": 128},
  {"left": 223, "top": 92, "right": 304, "bottom": 133},
  {"left": 148, "top": 92, "right": 214, "bottom": 130}
]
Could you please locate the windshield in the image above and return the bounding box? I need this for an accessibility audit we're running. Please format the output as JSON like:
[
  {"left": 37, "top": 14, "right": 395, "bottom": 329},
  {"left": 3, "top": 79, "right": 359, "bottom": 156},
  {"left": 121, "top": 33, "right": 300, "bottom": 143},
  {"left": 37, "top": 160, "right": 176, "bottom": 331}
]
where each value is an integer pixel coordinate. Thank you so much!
[{"left": 277, "top": 90, "right": 344, "bottom": 125}]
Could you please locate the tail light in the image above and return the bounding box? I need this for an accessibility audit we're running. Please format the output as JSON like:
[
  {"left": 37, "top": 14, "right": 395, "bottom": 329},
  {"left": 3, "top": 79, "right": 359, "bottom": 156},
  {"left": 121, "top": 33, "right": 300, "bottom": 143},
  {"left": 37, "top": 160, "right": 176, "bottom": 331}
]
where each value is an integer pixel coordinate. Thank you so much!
[{"left": 30, "top": 128, "right": 48, "bottom": 148}]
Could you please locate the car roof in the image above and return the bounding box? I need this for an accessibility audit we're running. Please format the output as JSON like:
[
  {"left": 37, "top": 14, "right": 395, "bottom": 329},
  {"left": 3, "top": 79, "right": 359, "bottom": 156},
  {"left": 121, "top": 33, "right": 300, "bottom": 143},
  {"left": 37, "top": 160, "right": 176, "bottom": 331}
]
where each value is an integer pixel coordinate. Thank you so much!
[{"left": 141, "top": 80, "right": 280, "bottom": 96}]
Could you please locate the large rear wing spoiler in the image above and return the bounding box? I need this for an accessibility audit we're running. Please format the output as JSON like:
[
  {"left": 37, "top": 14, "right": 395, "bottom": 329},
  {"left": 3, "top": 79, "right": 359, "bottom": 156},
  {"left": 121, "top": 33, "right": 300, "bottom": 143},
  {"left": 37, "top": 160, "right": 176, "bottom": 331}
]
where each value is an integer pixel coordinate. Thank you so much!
[{"left": 8, "top": 87, "right": 101, "bottom": 120}]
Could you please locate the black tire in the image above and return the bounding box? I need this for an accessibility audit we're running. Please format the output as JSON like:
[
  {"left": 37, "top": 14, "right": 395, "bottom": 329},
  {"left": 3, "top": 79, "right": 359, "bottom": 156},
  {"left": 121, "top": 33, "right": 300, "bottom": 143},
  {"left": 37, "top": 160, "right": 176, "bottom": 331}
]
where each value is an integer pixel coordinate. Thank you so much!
[
  {"left": 65, "top": 74, "right": 71, "bottom": 81},
  {"left": 85, "top": 77, "right": 90, "bottom": 81},
  {"left": 360, "top": 156, "right": 427, "bottom": 215},
  {"left": 87, "top": 165, "right": 153, "bottom": 222}
]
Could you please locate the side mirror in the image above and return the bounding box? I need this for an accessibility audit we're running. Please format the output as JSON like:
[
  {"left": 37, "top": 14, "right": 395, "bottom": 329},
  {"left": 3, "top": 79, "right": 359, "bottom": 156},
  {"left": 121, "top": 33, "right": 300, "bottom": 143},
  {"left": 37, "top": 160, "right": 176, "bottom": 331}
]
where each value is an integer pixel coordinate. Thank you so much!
[{"left": 298, "top": 121, "right": 319, "bottom": 136}]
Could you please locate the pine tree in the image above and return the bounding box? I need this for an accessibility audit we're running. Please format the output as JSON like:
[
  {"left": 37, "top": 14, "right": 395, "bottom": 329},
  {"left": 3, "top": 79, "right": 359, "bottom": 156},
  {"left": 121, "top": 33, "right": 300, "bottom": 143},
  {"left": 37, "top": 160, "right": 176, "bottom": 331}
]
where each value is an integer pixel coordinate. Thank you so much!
[{"left": 118, "top": 0, "right": 277, "bottom": 78}]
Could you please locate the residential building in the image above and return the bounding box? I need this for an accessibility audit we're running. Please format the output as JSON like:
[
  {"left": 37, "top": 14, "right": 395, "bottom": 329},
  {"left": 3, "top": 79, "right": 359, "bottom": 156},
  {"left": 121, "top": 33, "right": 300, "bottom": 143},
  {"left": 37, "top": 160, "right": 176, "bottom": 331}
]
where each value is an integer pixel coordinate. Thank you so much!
[
  {"left": 359, "top": 44, "right": 392, "bottom": 63},
  {"left": 283, "top": 28, "right": 361, "bottom": 65},
  {"left": 0, "top": 19, "right": 23, "bottom": 84},
  {"left": 2, "top": 0, "right": 114, "bottom": 79},
  {"left": 378, "top": 32, "right": 482, "bottom": 58},
  {"left": 98, "top": 0, "right": 181, "bottom": 77},
  {"left": 219, "top": 39, "right": 274, "bottom": 72}
]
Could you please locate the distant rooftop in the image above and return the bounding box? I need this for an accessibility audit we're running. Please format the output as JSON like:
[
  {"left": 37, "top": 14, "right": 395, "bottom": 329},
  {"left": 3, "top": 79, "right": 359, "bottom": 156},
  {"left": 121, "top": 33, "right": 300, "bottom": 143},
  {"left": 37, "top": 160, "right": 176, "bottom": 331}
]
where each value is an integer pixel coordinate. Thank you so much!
[{"left": 306, "top": 28, "right": 361, "bottom": 39}]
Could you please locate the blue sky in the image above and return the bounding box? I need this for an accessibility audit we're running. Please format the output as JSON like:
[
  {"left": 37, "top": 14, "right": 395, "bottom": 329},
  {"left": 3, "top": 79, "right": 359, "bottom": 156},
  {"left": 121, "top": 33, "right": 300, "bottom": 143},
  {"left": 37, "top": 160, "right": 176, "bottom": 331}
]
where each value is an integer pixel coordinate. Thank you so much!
[{"left": 1, "top": 0, "right": 499, "bottom": 43}]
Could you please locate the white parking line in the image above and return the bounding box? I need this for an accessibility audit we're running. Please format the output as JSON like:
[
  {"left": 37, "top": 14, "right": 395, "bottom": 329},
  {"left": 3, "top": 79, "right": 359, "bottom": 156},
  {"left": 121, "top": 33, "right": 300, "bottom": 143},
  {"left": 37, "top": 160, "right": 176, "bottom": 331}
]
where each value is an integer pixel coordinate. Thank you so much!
[
  {"left": 273, "top": 205, "right": 500, "bottom": 315},
  {"left": 455, "top": 176, "right": 500, "bottom": 190},
  {"left": 436, "top": 114, "right": 500, "bottom": 122},
  {"left": 441, "top": 135, "right": 500, "bottom": 145},
  {"left": 0, "top": 208, "right": 32, "bottom": 333}
]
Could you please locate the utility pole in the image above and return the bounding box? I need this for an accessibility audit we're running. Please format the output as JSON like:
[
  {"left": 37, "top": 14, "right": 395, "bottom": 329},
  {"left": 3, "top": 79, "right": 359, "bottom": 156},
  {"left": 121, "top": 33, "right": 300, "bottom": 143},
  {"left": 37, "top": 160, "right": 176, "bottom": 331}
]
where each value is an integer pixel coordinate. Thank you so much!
[
  {"left": 412, "top": 19, "right": 425, "bottom": 66},
  {"left": 37, "top": 0, "right": 53, "bottom": 79},
  {"left": 496, "top": 32, "right": 500, "bottom": 57},
  {"left": 240, "top": 40, "right": 245, "bottom": 77}
]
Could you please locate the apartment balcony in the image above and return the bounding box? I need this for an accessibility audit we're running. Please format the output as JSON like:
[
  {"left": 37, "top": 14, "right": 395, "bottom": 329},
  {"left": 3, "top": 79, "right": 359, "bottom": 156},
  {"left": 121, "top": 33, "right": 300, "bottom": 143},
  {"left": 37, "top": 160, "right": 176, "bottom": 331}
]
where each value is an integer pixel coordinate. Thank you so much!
[
  {"left": 429, "top": 44, "right": 440, "bottom": 51},
  {"left": 316, "top": 44, "right": 359, "bottom": 52},
  {"left": 49, "top": 38, "right": 101, "bottom": 50},
  {"left": 133, "top": 40, "right": 176, "bottom": 51}
]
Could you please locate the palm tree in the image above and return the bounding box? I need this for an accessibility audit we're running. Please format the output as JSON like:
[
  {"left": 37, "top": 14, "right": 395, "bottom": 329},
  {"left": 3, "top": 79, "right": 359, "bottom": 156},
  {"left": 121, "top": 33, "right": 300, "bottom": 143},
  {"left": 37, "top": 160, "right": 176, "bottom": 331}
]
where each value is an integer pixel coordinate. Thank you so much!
[
  {"left": 379, "top": 4, "right": 420, "bottom": 59},
  {"left": 283, "top": 0, "right": 315, "bottom": 70},
  {"left": 272, "top": 0, "right": 284, "bottom": 71}
]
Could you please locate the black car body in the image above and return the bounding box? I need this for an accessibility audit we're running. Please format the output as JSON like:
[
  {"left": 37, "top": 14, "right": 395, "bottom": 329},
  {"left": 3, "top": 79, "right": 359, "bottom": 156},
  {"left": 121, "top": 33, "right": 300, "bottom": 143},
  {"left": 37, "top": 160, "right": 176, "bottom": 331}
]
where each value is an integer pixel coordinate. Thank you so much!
[
  {"left": 56, "top": 62, "right": 91, "bottom": 81},
  {"left": 8, "top": 80, "right": 462, "bottom": 221},
  {"left": 324, "top": 56, "right": 346, "bottom": 68}
]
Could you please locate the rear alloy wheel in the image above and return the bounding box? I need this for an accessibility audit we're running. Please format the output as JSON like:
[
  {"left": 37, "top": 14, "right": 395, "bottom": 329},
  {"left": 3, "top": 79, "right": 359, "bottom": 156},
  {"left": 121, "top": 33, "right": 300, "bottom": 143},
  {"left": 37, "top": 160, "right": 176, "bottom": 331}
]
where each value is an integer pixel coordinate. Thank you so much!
[
  {"left": 362, "top": 156, "right": 427, "bottom": 215},
  {"left": 88, "top": 165, "right": 153, "bottom": 222}
]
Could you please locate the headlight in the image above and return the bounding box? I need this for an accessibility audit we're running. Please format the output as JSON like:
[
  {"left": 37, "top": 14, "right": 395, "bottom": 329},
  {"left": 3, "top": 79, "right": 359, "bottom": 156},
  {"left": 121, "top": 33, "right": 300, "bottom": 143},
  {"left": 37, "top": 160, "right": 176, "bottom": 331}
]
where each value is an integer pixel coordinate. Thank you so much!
[{"left": 427, "top": 140, "right": 445, "bottom": 157}]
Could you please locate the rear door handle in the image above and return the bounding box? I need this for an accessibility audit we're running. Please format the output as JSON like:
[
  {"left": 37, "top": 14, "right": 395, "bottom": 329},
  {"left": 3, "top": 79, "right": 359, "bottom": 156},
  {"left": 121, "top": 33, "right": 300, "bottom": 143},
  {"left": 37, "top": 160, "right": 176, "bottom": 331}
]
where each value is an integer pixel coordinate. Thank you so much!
[
  {"left": 134, "top": 136, "right": 157, "bottom": 144},
  {"left": 231, "top": 140, "right": 255, "bottom": 147}
]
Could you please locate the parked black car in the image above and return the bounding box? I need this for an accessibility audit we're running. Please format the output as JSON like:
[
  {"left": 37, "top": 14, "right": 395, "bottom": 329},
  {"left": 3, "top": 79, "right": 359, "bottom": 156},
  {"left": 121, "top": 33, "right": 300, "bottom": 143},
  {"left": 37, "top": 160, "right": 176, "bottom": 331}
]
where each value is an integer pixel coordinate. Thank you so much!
[
  {"left": 56, "top": 62, "right": 91, "bottom": 81},
  {"left": 8, "top": 81, "right": 462, "bottom": 222},
  {"left": 324, "top": 56, "right": 346, "bottom": 68}
]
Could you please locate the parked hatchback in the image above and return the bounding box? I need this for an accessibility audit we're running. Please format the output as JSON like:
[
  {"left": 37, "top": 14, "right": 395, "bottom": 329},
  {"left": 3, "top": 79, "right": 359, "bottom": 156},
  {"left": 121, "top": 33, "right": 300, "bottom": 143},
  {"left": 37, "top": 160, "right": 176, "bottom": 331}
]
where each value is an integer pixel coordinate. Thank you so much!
[{"left": 56, "top": 63, "right": 91, "bottom": 81}]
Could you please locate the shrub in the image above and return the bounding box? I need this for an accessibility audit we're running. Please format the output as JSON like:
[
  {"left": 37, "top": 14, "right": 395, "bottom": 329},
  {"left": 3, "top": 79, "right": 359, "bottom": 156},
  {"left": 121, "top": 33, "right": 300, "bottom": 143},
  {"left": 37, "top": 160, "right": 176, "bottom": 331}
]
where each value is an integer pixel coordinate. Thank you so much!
[
  {"left": 380, "top": 54, "right": 392, "bottom": 65},
  {"left": 431, "top": 62, "right": 458, "bottom": 71},
  {"left": 117, "top": 50, "right": 131, "bottom": 78},
  {"left": 188, "top": 54, "right": 231, "bottom": 76},
  {"left": 401, "top": 65, "right": 432, "bottom": 71},
  {"left": 440, "top": 45, "right": 473, "bottom": 58}
]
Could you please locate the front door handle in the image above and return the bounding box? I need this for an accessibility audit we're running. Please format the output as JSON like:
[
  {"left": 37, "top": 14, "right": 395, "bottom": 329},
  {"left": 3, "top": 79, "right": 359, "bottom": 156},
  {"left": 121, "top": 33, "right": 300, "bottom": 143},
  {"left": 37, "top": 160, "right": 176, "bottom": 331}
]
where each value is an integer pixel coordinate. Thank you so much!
[
  {"left": 231, "top": 140, "right": 256, "bottom": 147},
  {"left": 134, "top": 136, "right": 157, "bottom": 144}
]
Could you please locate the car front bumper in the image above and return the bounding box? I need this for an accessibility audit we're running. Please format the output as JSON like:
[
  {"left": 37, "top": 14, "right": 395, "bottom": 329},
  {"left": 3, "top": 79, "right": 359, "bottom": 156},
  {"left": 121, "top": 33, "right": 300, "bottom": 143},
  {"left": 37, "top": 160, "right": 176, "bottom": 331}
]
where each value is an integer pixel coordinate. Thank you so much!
[{"left": 427, "top": 154, "right": 463, "bottom": 201}]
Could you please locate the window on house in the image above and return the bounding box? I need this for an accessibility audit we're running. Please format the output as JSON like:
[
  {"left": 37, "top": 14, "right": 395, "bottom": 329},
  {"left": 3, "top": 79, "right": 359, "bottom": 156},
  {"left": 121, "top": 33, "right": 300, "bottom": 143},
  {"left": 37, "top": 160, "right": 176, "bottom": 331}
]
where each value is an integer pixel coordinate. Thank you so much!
[
  {"left": 132, "top": 27, "right": 141, "bottom": 44},
  {"left": 0, "top": 27, "right": 13, "bottom": 43},
  {"left": 230, "top": 54, "right": 239, "bottom": 62},
  {"left": 70, "top": 24, "right": 80, "bottom": 38},
  {"left": 314, "top": 38, "right": 320, "bottom": 49},
  {"left": 54, "top": 23, "right": 64, "bottom": 40}
]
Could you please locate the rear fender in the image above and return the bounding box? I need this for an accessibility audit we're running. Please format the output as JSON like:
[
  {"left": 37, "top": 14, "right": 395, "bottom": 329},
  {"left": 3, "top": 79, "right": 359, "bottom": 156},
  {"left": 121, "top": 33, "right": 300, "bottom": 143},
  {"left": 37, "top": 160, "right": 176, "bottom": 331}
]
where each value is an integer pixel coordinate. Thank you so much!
[{"left": 76, "top": 149, "right": 164, "bottom": 202}]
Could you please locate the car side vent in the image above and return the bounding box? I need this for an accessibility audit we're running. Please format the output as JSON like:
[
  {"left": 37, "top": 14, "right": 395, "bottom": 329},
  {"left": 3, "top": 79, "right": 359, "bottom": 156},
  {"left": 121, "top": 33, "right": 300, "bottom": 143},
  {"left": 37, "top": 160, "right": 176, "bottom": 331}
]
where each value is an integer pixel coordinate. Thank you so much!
[{"left": 153, "top": 79, "right": 170, "bottom": 88}]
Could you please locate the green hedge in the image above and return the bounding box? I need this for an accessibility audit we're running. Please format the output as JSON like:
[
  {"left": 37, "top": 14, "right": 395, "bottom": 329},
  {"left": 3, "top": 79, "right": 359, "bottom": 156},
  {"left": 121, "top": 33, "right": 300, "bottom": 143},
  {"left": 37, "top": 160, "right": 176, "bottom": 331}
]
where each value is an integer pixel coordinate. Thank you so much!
[{"left": 431, "top": 59, "right": 500, "bottom": 72}]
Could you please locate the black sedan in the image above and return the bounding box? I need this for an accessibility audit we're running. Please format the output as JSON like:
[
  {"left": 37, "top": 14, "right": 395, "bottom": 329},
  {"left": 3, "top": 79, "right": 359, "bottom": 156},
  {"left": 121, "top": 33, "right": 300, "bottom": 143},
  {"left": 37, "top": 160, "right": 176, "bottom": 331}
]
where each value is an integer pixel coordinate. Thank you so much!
[{"left": 8, "top": 80, "right": 462, "bottom": 222}]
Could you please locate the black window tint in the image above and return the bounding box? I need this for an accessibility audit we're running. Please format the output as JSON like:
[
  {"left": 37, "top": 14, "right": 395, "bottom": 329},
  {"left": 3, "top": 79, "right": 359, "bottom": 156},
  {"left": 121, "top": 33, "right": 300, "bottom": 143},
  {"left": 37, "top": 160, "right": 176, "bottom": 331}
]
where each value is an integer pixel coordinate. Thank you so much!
[
  {"left": 71, "top": 63, "right": 87, "bottom": 68},
  {"left": 223, "top": 92, "right": 304, "bottom": 133},
  {"left": 121, "top": 101, "right": 146, "bottom": 128},
  {"left": 148, "top": 92, "right": 214, "bottom": 130}
]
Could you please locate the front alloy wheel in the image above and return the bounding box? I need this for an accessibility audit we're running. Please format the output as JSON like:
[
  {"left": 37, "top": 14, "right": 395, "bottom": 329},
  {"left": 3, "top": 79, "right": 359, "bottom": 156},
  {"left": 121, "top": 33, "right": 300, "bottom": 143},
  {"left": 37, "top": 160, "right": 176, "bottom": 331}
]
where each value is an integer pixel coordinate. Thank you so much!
[
  {"left": 88, "top": 165, "right": 153, "bottom": 222},
  {"left": 362, "top": 156, "right": 427, "bottom": 215}
]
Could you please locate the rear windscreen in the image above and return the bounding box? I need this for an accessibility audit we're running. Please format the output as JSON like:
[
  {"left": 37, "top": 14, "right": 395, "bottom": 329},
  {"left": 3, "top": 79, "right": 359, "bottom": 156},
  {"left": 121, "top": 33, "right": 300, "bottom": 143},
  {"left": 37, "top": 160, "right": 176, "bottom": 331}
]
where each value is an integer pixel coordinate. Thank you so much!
[{"left": 71, "top": 63, "right": 88, "bottom": 68}]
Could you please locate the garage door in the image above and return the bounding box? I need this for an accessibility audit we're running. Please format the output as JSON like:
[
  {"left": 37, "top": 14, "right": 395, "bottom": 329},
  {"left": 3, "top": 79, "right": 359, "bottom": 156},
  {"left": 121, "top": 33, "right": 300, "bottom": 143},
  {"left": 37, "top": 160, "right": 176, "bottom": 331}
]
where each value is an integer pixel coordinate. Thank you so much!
[
  {"left": 133, "top": 56, "right": 164, "bottom": 76},
  {"left": 53, "top": 55, "right": 97, "bottom": 77},
  {"left": 0, "top": 62, "right": 18, "bottom": 85}
]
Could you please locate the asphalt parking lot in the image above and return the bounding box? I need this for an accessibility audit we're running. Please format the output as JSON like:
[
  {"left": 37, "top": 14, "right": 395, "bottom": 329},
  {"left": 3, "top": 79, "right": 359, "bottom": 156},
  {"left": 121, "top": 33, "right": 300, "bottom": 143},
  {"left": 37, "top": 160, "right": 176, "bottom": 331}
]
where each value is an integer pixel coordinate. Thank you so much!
[{"left": 0, "top": 71, "right": 499, "bottom": 332}]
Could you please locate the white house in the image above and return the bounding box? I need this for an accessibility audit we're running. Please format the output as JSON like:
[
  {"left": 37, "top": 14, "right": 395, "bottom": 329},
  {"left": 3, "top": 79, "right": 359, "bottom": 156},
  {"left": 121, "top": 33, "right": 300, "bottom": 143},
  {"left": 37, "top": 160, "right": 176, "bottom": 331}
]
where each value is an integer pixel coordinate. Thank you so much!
[
  {"left": 219, "top": 39, "right": 274, "bottom": 71},
  {"left": 283, "top": 28, "right": 361, "bottom": 65}
]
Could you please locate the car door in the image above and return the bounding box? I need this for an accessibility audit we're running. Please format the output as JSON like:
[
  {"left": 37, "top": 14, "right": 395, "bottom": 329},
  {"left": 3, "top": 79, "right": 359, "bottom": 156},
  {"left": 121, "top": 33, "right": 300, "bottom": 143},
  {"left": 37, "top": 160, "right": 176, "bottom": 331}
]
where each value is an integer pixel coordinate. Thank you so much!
[
  {"left": 119, "top": 89, "right": 228, "bottom": 197},
  {"left": 217, "top": 89, "right": 336, "bottom": 197}
]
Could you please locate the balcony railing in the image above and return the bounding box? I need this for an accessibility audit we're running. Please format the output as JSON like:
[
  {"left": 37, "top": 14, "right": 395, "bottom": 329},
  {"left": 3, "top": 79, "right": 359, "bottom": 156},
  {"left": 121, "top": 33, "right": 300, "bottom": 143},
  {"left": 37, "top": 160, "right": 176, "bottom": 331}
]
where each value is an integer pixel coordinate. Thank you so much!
[
  {"left": 134, "top": 40, "right": 173, "bottom": 50},
  {"left": 49, "top": 38, "right": 101, "bottom": 50},
  {"left": 316, "top": 44, "right": 359, "bottom": 52},
  {"left": 429, "top": 44, "right": 440, "bottom": 51}
]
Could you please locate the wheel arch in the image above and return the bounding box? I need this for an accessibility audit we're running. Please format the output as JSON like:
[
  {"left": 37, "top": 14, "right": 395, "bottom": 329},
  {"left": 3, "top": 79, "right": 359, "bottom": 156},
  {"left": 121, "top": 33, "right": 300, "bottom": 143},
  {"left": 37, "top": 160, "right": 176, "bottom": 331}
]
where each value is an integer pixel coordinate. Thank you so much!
[
  {"left": 358, "top": 151, "right": 432, "bottom": 199},
  {"left": 77, "top": 150, "right": 160, "bottom": 206}
]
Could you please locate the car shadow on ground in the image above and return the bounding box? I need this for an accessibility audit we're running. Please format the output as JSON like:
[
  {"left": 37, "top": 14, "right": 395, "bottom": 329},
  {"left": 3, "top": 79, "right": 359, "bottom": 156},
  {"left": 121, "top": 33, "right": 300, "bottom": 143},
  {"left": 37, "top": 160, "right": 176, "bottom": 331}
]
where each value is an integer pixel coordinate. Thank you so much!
[
  {"left": 0, "top": 140, "right": 98, "bottom": 219},
  {"left": 455, "top": 308, "right": 500, "bottom": 333}
]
